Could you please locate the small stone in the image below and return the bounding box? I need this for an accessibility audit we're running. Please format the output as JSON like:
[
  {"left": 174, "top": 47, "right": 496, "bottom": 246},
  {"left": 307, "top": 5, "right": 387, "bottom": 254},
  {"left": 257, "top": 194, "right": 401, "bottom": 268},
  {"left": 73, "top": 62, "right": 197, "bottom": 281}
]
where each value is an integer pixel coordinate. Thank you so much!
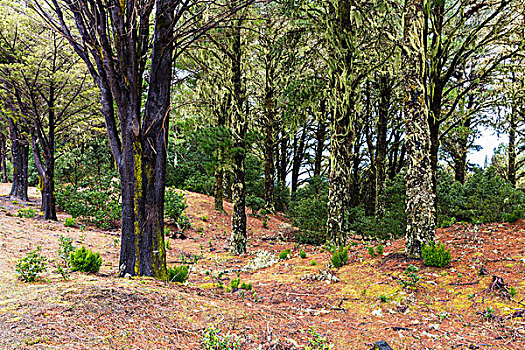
[{"left": 370, "top": 340, "right": 393, "bottom": 350}]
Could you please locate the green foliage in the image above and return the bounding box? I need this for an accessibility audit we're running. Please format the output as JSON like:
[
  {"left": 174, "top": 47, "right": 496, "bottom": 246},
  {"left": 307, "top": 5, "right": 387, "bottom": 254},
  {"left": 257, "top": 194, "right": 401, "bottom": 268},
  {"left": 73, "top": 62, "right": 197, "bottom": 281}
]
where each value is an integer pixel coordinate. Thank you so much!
[
  {"left": 274, "top": 181, "right": 290, "bottom": 212},
  {"left": 346, "top": 173, "right": 407, "bottom": 240},
  {"left": 300, "top": 249, "right": 307, "bottom": 259},
  {"left": 229, "top": 274, "right": 252, "bottom": 291},
  {"left": 58, "top": 235, "right": 75, "bottom": 266},
  {"left": 400, "top": 265, "right": 420, "bottom": 288},
  {"left": 305, "top": 327, "right": 331, "bottom": 350},
  {"left": 289, "top": 176, "right": 328, "bottom": 245},
  {"left": 279, "top": 249, "right": 291, "bottom": 260},
  {"left": 69, "top": 246, "right": 102, "bottom": 273},
  {"left": 367, "top": 246, "right": 375, "bottom": 257},
  {"left": 262, "top": 217, "right": 268, "bottom": 229},
  {"left": 15, "top": 247, "right": 47, "bottom": 282},
  {"left": 331, "top": 246, "right": 348, "bottom": 268},
  {"left": 201, "top": 326, "right": 240, "bottom": 350},
  {"left": 56, "top": 179, "right": 121, "bottom": 229},
  {"left": 375, "top": 245, "right": 384, "bottom": 255},
  {"left": 202, "top": 215, "right": 208, "bottom": 222},
  {"left": 168, "top": 265, "right": 189, "bottom": 283},
  {"left": 164, "top": 188, "right": 191, "bottom": 230},
  {"left": 379, "top": 295, "right": 388, "bottom": 302},
  {"left": 310, "top": 259, "right": 317, "bottom": 266},
  {"left": 246, "top": 195, "right": 265, "bottom": 215},
  {"left": 64, "top": 217, "right": 76, "bottom": 227},
  {"left": 17, "top": 207, "right": 36, "bottom": 218},
  {"left": 437, "top": 167, "right": 525, "bottom": 225},
  {"left": 422, "top": 241, "right": 451, "bottom": 267}
]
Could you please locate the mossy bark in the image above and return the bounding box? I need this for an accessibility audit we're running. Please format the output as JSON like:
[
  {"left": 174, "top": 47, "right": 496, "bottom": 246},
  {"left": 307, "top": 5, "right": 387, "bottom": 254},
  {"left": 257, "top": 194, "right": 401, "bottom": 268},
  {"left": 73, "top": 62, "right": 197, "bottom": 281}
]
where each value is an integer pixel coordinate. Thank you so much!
[
  {"left": 8, "top": 117, "right": 29, "bottom": 201},
  {"left": 403, "top": 0, "right": 436, "bottom": 258},
  {"left": 375, "top": 74, "right": 391, "bottom": 218},
  {"left": 230, "top": 21, "right": 247, "bottom": 255}
]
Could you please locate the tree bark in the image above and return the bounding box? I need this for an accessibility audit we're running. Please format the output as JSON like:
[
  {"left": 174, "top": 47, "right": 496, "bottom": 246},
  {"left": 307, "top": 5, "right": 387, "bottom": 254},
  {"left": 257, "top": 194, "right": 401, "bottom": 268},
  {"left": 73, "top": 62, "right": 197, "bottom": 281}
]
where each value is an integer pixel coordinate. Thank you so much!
[
  {"left": 0, "top": 133, "right": 7, "bottom": 183},
  {"left": 230, "top": 21, "right": 247, "bottom": 255},
  {"left": 313, "top": 102, "right": 327, "bottom": 177},
  {"left": 291, "top": 127, "right": 307, "bottom": 196},
  {"left": 8, "top": 117, "right": 29, "bottom": 201},
  {"left": 508, "top": 106, "right": 517, "bottom": 187},
  {"left": 263, "top": 73, "right": 275, "bottom": 213},
  {"left": 403, "top": 0, "right": 436, "bottom": 258},
  {"left": 214, "top": 98, "right": 229, "bottom": 212}
]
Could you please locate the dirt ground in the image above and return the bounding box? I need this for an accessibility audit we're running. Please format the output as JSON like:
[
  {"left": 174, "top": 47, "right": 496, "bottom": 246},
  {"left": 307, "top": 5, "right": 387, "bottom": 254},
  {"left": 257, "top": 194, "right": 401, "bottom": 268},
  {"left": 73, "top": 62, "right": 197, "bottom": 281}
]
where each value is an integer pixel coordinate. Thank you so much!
[{"left": 0, "top": 183, "right": 524, "bottom": 349}]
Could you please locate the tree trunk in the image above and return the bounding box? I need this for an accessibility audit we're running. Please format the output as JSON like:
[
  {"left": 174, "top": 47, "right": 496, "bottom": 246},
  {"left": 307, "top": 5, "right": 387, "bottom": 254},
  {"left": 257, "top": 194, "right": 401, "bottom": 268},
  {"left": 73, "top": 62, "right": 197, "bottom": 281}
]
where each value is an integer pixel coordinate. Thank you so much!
[
  {"left": 8, "top": 117, "right": 29, "bottom": 201},
  {"left": 0, "top": 133, "right": 7, "bottom": 183},
  {"left": 508, "top": 106, "right": 517, "bottom": 187},
  {"left": 313, "top": 100, "right": 327, "bottom": 177},
  {"left": 230, "top": 22, "right": 247, "bottom": 255},
  {"left": 214, "top": 100, "right": 228, "bottom": 212},
  {"left": 291, "top": 127, "right": 307, "bottom": 196},
  {"left": 403, "top": 0, "right": 436, "bottom": 258},
  {"left": 278, "top": 131, "right": 288, "bottom": 184},
  {"left": 375, "top": 74, "right": 391, "bottom": 217},
  {"left": 263, "top": 79, "right": 275, "bottom": 213}
]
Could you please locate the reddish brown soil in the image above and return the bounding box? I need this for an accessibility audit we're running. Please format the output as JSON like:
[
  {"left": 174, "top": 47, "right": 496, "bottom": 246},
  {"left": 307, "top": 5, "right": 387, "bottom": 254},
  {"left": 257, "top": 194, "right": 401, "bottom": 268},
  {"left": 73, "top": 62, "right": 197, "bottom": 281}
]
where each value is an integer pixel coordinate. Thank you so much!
[{"left": 0, "top": 183, "right": 523, "bottom": 349}]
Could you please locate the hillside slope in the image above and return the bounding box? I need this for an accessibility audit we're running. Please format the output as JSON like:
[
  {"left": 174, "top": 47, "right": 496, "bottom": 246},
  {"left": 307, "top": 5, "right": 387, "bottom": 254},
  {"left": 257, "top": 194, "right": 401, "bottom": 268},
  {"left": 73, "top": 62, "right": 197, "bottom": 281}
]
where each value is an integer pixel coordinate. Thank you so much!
[{"left": 0, "top": 184, "right": 524, "bottom": 349}]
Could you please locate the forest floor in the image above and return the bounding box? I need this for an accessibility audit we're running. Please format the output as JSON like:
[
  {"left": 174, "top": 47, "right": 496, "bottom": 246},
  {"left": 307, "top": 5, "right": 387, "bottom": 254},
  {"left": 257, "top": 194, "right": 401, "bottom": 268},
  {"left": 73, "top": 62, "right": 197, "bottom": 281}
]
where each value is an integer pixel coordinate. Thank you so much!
[{"left": 0, "top": 184, "right": 524, "bottom": 350}]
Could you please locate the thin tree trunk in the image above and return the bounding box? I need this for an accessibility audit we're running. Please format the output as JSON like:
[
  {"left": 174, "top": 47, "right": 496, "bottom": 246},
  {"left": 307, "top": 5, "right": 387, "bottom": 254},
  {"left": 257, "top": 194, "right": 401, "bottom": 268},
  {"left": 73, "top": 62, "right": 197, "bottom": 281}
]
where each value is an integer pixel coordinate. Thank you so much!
[
  {"left": 508, "top": 106, "right": 517, "bottom": 187},
  {"left": 375, "top": 74, "right": 391, "bottom": 217},
  {"left": 230, "top": 21, "right": 247, "bottom": 254},
  {"left": 263, "top": 77, "right": 275, "bottom": 213},
  {"left": 214, "top": 99, "right": 228, "bottom": 212},
  {"left": 291, "top": 127, "right": 307, "bottom": 196},
  {"left": 403, "top": 0, "right": 436, "bottom": 258},
  {"left": 278, "top": 131, "right": 288, "bottom": 184},
  {"left": 0, "top": 133, "right": 7, "bottom": 183},
  {"left": 313, "top": 100, "right": 327, "bottom": 177}
]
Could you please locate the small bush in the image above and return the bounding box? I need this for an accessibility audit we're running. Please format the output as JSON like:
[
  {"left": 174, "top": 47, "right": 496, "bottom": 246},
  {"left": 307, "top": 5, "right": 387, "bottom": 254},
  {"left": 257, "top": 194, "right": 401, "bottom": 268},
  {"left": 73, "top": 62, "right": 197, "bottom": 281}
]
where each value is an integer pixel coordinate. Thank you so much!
[
  {"left": 15, "top": 247, "right": 47, "bottom": 282},
  {"left": 422, "top": 241, "right": 451, "bottom": 267},
  {"left": 69, "top": 246, "right": 102, "bottom": 273},
  {"left": 331, "top": 246, "right": 348, "bottom": 268},
  {"left": 246, "top": 195, "right": 265, "bottom": 215},
  {"left": 294, "top": 230, "right": 325, "bottom": 246},
  {"left": 305, "top": 326, "right": 331, "bottom": 350},
  {"left": 58, "top": 235, "right": 75, "bottom": 266},
  {"left": 367, "top": 246, "right": 375, "bottom": 257},
  {"left": 300, "top": 249, "right": 307, "bottom": 259},
  {"left": 279, "top": 249, "right": 290, "bottom": 260},
  {"left": 168, "top": 265, "right": 189, "bottom": 283},
  {"left": 310, "top": 259, "right": 317, "bottom": 266},
  {"left": 201, "top": 326, "right": 240, "bottom": 350},
  {"left": 164, "top": 188, "right": 191, "bottom": 230},
  {"left": 64, "top": 217, "right": 76, "bottom": 227},
  {"left": 401, "top": 264, "right": 420, "bottom": 288},
  {"left": 379, "top": 295, "right": 388, "bottom": 302},
  {"left": 17, "top": 207, "right": 36, "bottom": 218},
  {"left": 375, "top": 245, "right": 384, "bottom": 255}
]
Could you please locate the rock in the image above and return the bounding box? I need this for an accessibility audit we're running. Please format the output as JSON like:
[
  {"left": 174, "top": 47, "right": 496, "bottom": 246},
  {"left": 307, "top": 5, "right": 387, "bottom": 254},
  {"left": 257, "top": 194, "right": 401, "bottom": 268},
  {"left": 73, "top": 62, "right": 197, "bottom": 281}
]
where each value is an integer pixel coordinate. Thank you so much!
[{"left": 370, "top": 340, "right": 393, "bottom": 350}]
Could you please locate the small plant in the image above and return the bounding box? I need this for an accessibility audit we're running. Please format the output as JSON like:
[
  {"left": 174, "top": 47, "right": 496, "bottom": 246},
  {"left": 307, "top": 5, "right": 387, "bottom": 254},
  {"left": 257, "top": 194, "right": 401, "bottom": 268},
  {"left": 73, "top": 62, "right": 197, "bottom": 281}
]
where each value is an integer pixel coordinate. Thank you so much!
[
  {"left": 202, "top": 215, "right": 208, "bottom": 222},
  {"left": 168, "top": 265, "right": 189, "bottom": 283},
  {"left": 379, "top": 295, "right": 388, "bottom": 302},
  {"left": 279, "top": 249, "right": 290, "bottom": 260},
  {"left": 17, "top": 207, "right": 36, "bottom": 218},
  {"left": 300, "top": 249, "right": 307, "bottom": 259},
  {"left": 198, "top": 227, "right": 204, "bottom": 235},
  {"left": 350, "top": 241, "right": 358, "bottom": 247},
  {"left": 367, "top": 246, "right": 375, "bottom": 257},
  {"left": 240, "top": 281, "right": 253, "bottom": 290},
  {"left": 305, "top": 326, "right": 331, "bottom": 350},
  {"left": 331, "top": 246, "right": 348, "bottom": 268},
  {"left": 262, "top": 217, "right": 268, "bottom": 229},
  {"left": 164, "top": 188, "right": 191, "bottom": 230},
  {"left": 375, "top": 245, "right": 384, "bottom": 255},
  {"left": 201, "top": 326, "right": 240, "bottom": 350},
  {"left": 15, "top": 247, "right": 47, "bottom": 282},
  {"left": 164, "top": 227, "right": 170, "bottom": 237},
  {"left": 165, "top": 238, "right": 171, "bottom": 250},
  {"left": 510, "top": 286, "right": 517, "bottom": 297},
  {"left": 400, "top": 264, "right": 420, "bottom": 288},
  {"left": 422, "top": 241, "right": 451, "bottom": 267},
  {"left": 64, "top": 217, "right": 76, "bottom": 227},
  {"left": 310, "top": 259, "right": 317, "bottom": 266},
  {"left": 480, "top": 306, "right": 495, "bottom": 320},
  {"left": 58, "top": 235, "right": 76, "bottom": 266},
  {"left": 69, "top": 246, "right": 102, "bottom": 273}
]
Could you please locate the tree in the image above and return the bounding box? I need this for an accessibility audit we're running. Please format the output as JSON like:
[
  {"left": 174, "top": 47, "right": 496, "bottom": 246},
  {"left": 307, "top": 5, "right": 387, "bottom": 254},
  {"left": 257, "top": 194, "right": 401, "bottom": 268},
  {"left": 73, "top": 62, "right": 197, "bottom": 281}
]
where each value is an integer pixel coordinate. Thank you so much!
[
  {"left": 402, "top": 0, "right": 435, "bottom": 258},
  {"left": 33, "top": 0, "right": 254, "bottom": 277}
]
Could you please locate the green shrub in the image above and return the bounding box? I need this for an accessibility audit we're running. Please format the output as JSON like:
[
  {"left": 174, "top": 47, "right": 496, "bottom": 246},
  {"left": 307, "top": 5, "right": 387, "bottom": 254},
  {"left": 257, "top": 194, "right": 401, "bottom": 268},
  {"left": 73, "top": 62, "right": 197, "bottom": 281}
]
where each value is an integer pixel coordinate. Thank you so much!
[
  {"left": 168, "top": 265, "right": 189, "bottom": 283},
  {"left": 64, "top": 217, "right": 76, "bottom": 227},
  {"left": 246, "top": 195, "right": 265, "bottom": 215},
  {"left": 300, "top": 249, "right": 307, "bottom": 259},
  {"left": 379, "top": 295, "right": 388, "bottom": 302},
  {"left": 164, "top": 188, "right": 191, "bottom": 230},
  {"left": 375, "top": 245, "right": 384, "bottom": 255},
  {"left": 279, "top": 249, "right": 290, "bottom": 260},
  {"left": 305, "top": 326, "right": 331, "bottom": 350},
  {"left": 367, "top": 246, "right": 375, "bottom": 257},
  {"left": 422, "top": 241, "right": 451, "bottom": 267},
  {"left": 17, "top": 207, "right": 36, "bottom": 218},
  {"left": 56, "top": 179, "right": 121, "bottom": 229},
  {"left": 400, "top": 264, "right": 420, "bottom": 288},
  {"left": 15, "top": 247, "right": 47, "bottom": 282},
  {"left": 58, "top": 235, "right": 75, "bottom": 266},
  {"left": 310, "top": 259, "right": 317, "bottom": 266},
  {"left": 262, "top": 217, "right": 268, "bottom": 229},
  {"left": 201, "top": 326, "right": 240, "bottom": 350},
  {"left": 69, "top": 246, "right": 102, "bottom": 273},
  {"left": 331, "top": 246, "right": 348, "bottom": 268}
]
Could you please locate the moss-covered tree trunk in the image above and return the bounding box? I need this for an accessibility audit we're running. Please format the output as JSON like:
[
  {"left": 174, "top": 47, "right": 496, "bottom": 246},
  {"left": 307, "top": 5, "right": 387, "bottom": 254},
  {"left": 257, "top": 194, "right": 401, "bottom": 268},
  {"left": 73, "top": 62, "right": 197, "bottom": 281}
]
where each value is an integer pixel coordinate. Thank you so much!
[
  {"left": 230, "top": 21, "right": 247, "bottom": 255},
  {"left": 403, "top": 0, "right": 436, "bottom": 258},
  {"left": 214, "top": 98, "right": 229, "bottom": 212},
  {"left": 313, "top": 100, "right": 327, "bottom": 177},
  {"left": 0, "top": 133, "right": 7, "bottom": 183},
  {"left": 263, "top": 75, "right": 275, "bottom": 213},
  {"left": 508, "top": 105, "right": 517, "bottom": 187}
]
